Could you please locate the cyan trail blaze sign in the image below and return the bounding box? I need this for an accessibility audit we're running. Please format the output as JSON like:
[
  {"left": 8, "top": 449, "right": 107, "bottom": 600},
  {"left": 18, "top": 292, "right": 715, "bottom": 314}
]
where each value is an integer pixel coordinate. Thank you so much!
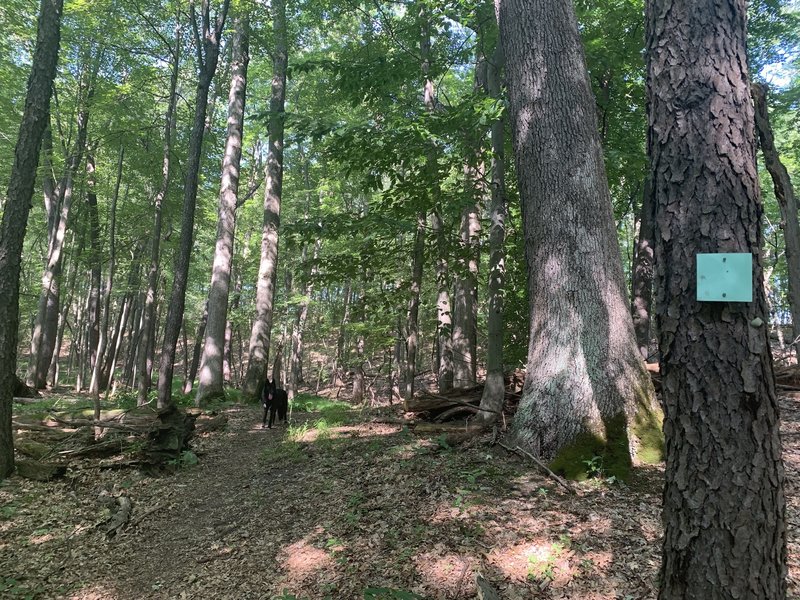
[{"left": 696, "top": 253, "right": 753, "bottom": 302}]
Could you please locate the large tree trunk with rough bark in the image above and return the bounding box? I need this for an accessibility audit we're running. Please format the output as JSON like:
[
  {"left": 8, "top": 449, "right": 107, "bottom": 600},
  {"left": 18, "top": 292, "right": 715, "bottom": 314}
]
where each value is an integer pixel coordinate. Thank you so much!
[
  {"left": 647, "top": 1, "right": 787, "bottom": 597},
  {"left": 157, "top": 0, "right": 229, "bottom": 408},
  {"left": 196, "top": 14, "right": 249, "bottom": 405},
  {"left": 242, "top": 0, "right": 287, "bottom": 400},
  {"left": 0, "top": 0, "right": 63, "bottom": 479},
  {"left": 137, "top": 22, "right": 181, "bottom": 406},
  {"left": 478, "top": 42, "right": 507, "bottom": 424},
  {"left": 753, "top": 82, "right": 800, "bottom": 355},
  {"left": 498, "top": 0, "right": 659, "bottom": 474}
]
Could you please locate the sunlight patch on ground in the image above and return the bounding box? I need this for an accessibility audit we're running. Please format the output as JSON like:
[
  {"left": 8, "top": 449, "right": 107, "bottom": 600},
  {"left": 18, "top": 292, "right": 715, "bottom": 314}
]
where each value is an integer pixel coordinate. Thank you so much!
[
  {"left": 281, "top": 537, "right": 334, "bottom": 581},
  {"left": 413, "top": 550, "right": 477, "bottom": 597}
]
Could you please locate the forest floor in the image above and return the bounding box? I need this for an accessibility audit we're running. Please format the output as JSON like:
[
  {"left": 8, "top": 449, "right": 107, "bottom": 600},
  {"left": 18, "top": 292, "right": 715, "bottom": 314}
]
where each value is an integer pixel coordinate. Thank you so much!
[{"left": 1, "top": 389, "right": 799, "bottom": 600}]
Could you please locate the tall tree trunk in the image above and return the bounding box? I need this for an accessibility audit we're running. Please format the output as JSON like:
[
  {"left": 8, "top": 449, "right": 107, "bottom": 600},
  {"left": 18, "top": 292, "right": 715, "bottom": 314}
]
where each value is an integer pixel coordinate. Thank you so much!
[
  {"left": 498, "top": 0, "right": 659, "bottom": 471},
  {"left": 334, "top": 281, "right": 352, "bottom": 385},
  {"left": 452, "top": 198, "right": 481, "bottom": 388},
  {"left": 753, "top": 82, "right": 800, "bottom": 355},
  {"left": 0, "top": 0, "right": 63, "bottom": 479},
  {"left": 28, "top": 94, "right": 91, "bottom": 389},
  {"left": 137, "top": 22, "right": 181, "bottom": 405},
  {"left": 404, "top": 213, "right": 425, "bottom": 405},
  {"left": 452, "top": 50, "right": 485, "bottom": 390},
  {"left": 49, "top": 230, "right": 80, "bottom": 387},
  {"left": 478, "top": 43, "right": 507, "bottom": 424},
  {"left": 289, "top": 240, "right": 319, "bottom": 400},
  {"left": 157, "top": 0, "right": 230, "bottom": 408},
  {"left": 196, "top": 14, "right": 249, "bottom": 405},
  {"left": 242, "top": 0, "right": 287, "bottom": 399},
  {"left": 90, "top": 147, "right": 123, "bottom": 394},
  {"left": 85, "top": 151, "right": 102, "bottom": 405},
  {"left": 647, "top": 1, "right": 786, "bottom": 597},
  {"left": 183, "top": 304, "right": 208, "bottom": 395},
  {"left": 630, "top": 179, "right": 654, "bottom": 360}
]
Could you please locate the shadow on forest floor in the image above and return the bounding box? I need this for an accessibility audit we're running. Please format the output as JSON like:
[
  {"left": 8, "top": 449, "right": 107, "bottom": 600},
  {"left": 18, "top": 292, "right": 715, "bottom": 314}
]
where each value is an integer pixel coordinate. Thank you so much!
[{"left": 1, "top": 391, "right": 798, "bottom": 599}]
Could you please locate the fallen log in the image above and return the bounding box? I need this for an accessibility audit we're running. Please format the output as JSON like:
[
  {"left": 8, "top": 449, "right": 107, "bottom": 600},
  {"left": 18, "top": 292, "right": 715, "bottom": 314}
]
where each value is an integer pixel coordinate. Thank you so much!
[
  {"left": 58, "top": 438, "right": 124, "bottom": 458},
  {"left": 16, "top": 460, "right": 67, "bottom": 481},
  {"left": 195, "top": 413, "right": 228, "bottom": 434},
  {"left": 15, "top": 438, "right": 52, "bottom": 460}
]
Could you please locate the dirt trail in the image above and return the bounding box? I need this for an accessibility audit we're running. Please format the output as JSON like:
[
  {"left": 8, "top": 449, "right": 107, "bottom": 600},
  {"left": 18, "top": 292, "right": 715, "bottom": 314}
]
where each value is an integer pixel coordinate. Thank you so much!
[{"left": 2, "top": 399, "right": 799, "bottom": 600}]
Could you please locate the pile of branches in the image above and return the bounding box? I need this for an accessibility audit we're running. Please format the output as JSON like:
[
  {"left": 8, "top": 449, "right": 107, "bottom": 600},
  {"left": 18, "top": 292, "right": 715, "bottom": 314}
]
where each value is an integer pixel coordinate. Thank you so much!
[{"left": 12, "top": 404, "right": 226, "bottom": 481}]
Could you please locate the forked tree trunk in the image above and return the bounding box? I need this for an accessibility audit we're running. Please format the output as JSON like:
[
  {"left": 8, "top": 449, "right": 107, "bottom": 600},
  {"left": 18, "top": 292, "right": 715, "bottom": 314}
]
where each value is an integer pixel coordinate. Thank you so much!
[
  {"left": 242, "top": 0, "right": 287, "bottom": 399},
  {"left": 647, "top": 1, "right": 786, "bottom": 597},
  {"left": 0, "top": 0, "right": 63, "bottom": 478},
  {"left": 752, "top": 82, "right": 800, "bottom": 355},
  {"left": 137, "top": 22, "right": 181, "bottom": 405},
  {"left": 157, "top": 0, "right": 230, "bottom": 408},
  {"left": 499, "top": 0, "right": 659, "bottom": 469},
  {"left": 478, "top": 42, "right": 507, "bottom": 424},
  {"left": 196, "top": 14, "right": 249, "bottom": 405},
  {"left": 28, "top": 95, "right": 90, "bottom": 389}
]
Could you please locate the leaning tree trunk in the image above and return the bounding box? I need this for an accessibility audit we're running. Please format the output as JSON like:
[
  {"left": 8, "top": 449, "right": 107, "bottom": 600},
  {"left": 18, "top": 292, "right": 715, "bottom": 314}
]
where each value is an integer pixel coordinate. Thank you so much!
[
  {"left": 157, "top": 0, "right": 230, "bottom": 408},
  {"left": 137, "top": 23, "right": 181, "bottom": 406},
  {"left": 498, "top": 0, "right": 660, "bottom": 475},
  {"left": 28, "top": 98, "right": 90, "bottom": 389},
  {"left": 0, "top": 0, "right": 63, "bottom": 479},
  {"left": 242, "top": 0, "right": 287, "bottom": 400},
  {"left": 478, "top": 42, "right": 507, "bottom": 425},
  {"left": 196, "top": 14, "right": 249, "bottom": 405},
  {"left": 753, "top": 82, "right": 800, "bottom": 356},
  {"left": 646, "top": 1, "right": 787, "bottom": 598}
]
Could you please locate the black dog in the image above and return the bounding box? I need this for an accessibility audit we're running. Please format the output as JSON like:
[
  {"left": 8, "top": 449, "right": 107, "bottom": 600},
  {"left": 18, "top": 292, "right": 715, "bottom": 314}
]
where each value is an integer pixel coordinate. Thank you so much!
[{"left": 262, "top": 378, "right": 288, "bottom": 429}]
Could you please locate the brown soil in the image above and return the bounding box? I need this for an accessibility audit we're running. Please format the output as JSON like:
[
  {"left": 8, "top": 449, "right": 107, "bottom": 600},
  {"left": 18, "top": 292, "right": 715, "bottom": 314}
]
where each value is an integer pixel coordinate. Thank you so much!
[{"left": 1, "top": 396, "right": 798, "bottom": 600}]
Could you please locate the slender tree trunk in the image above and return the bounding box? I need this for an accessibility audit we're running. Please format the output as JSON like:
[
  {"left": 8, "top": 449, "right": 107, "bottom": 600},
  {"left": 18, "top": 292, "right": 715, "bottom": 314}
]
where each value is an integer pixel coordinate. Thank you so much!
[
  {"left": 138, "top": 23, "right": 181, "bottom": 405},
  {"left": 289, "top": 240, "right": 319, "bottom": 399},
  {"left": 242, "top": 0, "right": 287, "bottom": 399},
  {"left": 196, "top": 14, "right": 249, "bottom": 405},
  {"left": 404, "top": 213, "right": 425, "bottom": 405},
  {"left": 498, "top": 0, "right": 659, "bottom": 470},
  {"left": 49, "top": 231, "right": 79, "bottom": 387},
  {"left": 90, "top": 147, "right": 122, "bottom": 394},
  {"left": 0, "top": 0, "right": 62, "bottom": 478},
  {"left": 335, "top": 281, "right": 352, "bottom": 384},
  {"left": 478, "top": 43, "right": 507, "bottom": 424},
  {"left": 28, "top": 98, "right": 90, "bottom": 389},
  {"left": 85, "top": 152, "right": 101, "bottom": 404},
  {"left": 183, "top": 304, "right": 208, "bottom": 395},
  {"left": 647, "top": 1, "right": 786, "bottom": 597},
  {"left": 157, "top": 0, "right": 230, "bottom": 408},
  {"left": 631, "top": 179, "right": 654, "bottom": 360},
  {"left": 753, "top": 82, "right": 800, "bottom": 355}
]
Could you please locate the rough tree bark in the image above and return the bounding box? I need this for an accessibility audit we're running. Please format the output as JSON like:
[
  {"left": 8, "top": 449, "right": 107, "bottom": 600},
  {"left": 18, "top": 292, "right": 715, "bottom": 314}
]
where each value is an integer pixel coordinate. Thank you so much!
[
  {"left": 0, "top": 0, "right": 63, "bottom": 479},
  {"left": 196, "top": 13, "right": 249, "bottom": 405},
  {"left": 498, "top": 0, "right": 660, "bottom": 474},
  {"left": 752, "top": 82, "right": 800, "bottom": 355},
  {"left": 242, "top": 0, "right": 287, "bottom": 399},
  {"left": 137, "top": 21, "right": 181, "bottom": 406},
  {"left": 647, "top": 1, "right": 787, "bottom": 597},
  {"left": 85, "top": 151, "right": 101, "bottom": 401},
  {"left": 157, "top": 0, "right": 230, "bottom": 408}
]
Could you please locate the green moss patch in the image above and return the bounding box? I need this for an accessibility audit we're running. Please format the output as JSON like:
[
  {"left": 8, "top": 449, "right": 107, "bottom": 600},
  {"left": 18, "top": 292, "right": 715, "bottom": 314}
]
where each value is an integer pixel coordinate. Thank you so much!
[{"left": 548, "top": 414, "right": 633, "bottom": 481}]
